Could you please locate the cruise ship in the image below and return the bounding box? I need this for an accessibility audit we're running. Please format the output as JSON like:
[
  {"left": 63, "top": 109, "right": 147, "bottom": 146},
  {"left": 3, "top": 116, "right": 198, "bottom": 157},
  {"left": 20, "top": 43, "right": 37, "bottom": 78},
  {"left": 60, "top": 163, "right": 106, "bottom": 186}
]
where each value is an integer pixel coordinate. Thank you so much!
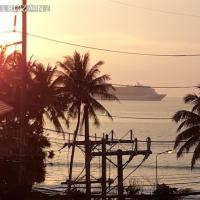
[{"left": 112, "top": 83, "right": 166, "bottom": 101}]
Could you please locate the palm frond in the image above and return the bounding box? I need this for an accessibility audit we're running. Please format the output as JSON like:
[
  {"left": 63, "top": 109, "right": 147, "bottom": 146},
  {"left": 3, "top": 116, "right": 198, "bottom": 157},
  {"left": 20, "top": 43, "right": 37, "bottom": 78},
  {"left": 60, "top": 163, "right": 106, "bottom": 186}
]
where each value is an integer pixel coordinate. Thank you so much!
[
  {"left": 88, "top": 105, "right": 100, "bottom": 127},
  {"left": 86, "top": 64, "right": 100, "bottom": 78},
  {"left": 85, "top": 61, "right": 104, "bottom": 80},
  {"left": 90, "top": 83, "right": 115, "bottom": 96},
  {"left": 67, "top": 102, "right": 80, "bottom": 120},
  {"left": 51, "top": 75, "right": 65, "bottom": 88},
  {"left": 184, "top": 93, "right": 199, "bottom": 104},
  {"left": 192, "top": 104, "right": 200, "bottom": 114},
  {"left": 56, "top": 61, "right": 73, "bottom": 74},
  {"left": 91, "top": 75, "right": 111, "bottom": 85},
  {"left": 172, "top": 110, "right": 200, "bottom": 125},
  {"left": 47, "top": 106, "right": 64, "bottom": 133},
  {"left": 176, "top": 135, "right": 199, "bottom": 158},
  {"left": 73, "top": 51, "right": 82, "bottom": 70},
  {"left": 82, "top": 52, "right": 90, "bottom": 72},
  {"left": 174, "top": 125, "right": 200, "bottom": 149},
  {"left": 191, "top": 142, "right": 200, "bottom": 169},
  {"left": 89, "top": 97, "right": 113, "bottom": 120}
]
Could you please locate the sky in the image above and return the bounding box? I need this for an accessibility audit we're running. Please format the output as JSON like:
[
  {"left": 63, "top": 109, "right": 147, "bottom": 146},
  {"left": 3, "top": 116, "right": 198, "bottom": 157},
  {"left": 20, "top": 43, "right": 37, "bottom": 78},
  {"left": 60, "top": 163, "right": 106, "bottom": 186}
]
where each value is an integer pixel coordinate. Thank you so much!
[{"left": 0, "top": 0, "right": 200, "bottom": 96}]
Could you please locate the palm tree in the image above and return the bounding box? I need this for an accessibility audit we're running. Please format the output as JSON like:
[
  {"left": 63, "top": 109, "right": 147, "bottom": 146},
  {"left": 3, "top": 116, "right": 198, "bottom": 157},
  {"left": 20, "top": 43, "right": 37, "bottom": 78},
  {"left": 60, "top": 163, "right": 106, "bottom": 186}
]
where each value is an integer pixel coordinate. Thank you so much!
[
  {"left": 0, "top": 50, "right": 68, "bottom": 194},
  {"left": 173, "top": 88, "right": 200, "bottom": 169},
  {"left": 58, "top": 51, "right": 118, "bottom": 192},
  {"left": 0, "top": 51, "right": 68, "bottom": 131},
  {"left": 27, "top": 60, "right": 69, "bottom": 131}
]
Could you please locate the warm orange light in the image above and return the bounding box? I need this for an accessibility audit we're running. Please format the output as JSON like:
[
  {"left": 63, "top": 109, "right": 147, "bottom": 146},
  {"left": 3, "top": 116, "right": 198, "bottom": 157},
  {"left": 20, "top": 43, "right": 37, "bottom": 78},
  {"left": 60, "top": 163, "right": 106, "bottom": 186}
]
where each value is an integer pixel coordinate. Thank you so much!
[{"left": 0, "top": 5, "right": 21, "bottom": 54}]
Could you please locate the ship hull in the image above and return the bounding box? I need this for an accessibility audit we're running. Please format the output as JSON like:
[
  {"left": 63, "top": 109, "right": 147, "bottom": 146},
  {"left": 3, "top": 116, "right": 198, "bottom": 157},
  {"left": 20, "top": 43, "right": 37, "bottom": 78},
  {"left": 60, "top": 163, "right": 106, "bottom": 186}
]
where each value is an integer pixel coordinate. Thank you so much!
[
  {"left": 110, "top": 85, "right": 167, "bottom": 101},
  {"left": 114, "top": 94, "right": 166, "bottom": 101},
  {"left": 98, "top": 85, "right": 167, "bottom": 101}
]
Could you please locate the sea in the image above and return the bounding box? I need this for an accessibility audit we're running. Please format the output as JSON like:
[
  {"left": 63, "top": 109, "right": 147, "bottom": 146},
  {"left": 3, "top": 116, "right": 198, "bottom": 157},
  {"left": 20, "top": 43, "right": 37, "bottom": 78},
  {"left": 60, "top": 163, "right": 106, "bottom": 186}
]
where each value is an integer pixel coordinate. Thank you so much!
[{"left": 34, "top": 97, "right": 200, "bottom": 199}]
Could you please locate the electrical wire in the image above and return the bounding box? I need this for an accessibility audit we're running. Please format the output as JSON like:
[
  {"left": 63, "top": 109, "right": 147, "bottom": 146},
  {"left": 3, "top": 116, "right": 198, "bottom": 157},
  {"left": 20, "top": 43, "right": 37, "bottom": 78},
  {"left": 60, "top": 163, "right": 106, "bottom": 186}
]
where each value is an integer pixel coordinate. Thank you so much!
[
  {"left": 0, "top": 30, "right": 13, "bottom": 35},
  {"left": 108, "top": 0, "right": 200, "bottom": 19},
  {"left": 13, "top": 30, "right": 200, "bottom": 57},
  {"left": 100, "top": 156, "right": 148, "bottom": 199},
  {"left": 44, "top": 127, "right": 200, "bottom": 144},
  {"left": 98, "top": 114, "right": 172, "bottom": 120}
]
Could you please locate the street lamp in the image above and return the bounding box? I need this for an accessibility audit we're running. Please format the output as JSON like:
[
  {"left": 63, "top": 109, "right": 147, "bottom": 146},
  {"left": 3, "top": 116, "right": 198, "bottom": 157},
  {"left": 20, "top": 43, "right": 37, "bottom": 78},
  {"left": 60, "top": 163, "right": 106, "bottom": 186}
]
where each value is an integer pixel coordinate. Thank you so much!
[{"left": 156, "top": 150, "right": 173, "bottom": 188}]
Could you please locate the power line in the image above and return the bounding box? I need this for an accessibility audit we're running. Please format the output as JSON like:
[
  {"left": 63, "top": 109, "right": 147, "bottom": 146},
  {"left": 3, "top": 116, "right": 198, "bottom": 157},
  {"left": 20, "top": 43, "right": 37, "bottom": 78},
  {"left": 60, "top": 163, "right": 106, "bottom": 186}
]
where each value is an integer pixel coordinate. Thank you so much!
[
  {"left": 43, "top": 127, "right": 102, "bottom": 139},
  {"left": 108, "top": 0, "right": 200, "bottom": 19},
  {"left": 14, "top": 31, "right": 200, "bottom": 57},
  {"left": 98, "top": 114, "right": 172, "bottom": 120},
  {"left": 0, "top": 30, "right": 13, "bottom": 35},
  {"left": 43, "top": 127, "right": 200, "bottom": 144}
]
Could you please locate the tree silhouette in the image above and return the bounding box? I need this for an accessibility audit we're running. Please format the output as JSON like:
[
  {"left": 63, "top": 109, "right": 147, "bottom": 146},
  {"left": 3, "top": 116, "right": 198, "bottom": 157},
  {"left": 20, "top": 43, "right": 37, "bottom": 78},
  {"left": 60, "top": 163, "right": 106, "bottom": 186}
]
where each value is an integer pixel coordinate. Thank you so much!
[
  {"left": 58, "top": 51, "right": 118, "bottom": 191},
  {"left": 0, "top": 49, "right": 68, "bottom": 196},
  {"left": 173, "top": 88, "right": 200, "bottom": 168}
]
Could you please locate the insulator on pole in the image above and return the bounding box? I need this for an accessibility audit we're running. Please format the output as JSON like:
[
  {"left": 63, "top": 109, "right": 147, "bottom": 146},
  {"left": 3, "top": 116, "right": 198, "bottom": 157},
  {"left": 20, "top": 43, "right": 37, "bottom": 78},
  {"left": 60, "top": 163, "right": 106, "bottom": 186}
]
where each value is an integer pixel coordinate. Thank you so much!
[
  {"left": 111, "top": 130, "right": 114, "bottom": 141},
  {"left": 13, "top": 15, "right": 17, "bottom": 32},
  {"left": 130, "top": 129, "right": 133, "bottom": 140}
]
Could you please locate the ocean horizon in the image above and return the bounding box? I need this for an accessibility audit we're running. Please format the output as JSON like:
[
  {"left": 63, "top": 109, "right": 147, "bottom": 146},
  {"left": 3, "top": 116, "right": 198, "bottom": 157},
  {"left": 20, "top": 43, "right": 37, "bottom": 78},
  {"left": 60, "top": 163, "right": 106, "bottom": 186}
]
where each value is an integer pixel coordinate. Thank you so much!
[{"left": 34, "top": 97, "right": 200, "bottom": 198}]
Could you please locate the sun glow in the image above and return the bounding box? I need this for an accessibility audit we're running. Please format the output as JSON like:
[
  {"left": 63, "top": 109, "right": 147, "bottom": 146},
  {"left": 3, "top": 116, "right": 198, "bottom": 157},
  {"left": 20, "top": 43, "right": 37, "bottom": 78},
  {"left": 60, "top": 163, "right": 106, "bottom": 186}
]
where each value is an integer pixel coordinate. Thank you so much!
[
  {"left": 0, "top": 32, "right": 21, "bottom": 55},
  {"left": 0, "top": 10, "right": 22, "bottom": 54}
]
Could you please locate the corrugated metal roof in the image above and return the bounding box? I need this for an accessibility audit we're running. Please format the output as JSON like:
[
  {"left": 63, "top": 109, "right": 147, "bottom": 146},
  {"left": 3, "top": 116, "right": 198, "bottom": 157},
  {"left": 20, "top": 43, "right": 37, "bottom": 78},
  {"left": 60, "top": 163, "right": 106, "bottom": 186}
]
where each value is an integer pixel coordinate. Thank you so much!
[{"left": 0, "top": 100, "right": 13, "bottom": 116}]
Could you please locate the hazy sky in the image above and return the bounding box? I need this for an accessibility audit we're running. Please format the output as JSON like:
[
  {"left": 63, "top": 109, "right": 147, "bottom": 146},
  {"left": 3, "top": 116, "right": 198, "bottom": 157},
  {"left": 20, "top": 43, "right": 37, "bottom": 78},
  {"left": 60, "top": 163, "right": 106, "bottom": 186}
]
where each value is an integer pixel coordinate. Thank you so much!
[{"left": 1, "top": 0, "right": 200, "bottom": 96}]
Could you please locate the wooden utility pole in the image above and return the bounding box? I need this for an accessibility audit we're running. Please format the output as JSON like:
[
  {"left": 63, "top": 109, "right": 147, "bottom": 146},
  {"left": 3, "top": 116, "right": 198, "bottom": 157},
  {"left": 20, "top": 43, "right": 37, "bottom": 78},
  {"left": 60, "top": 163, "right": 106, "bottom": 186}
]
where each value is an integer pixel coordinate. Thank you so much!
[
  {"left": 62, "top": 131, "right": 152, "bottom": 198},
  {"left": 117, "top": 149, "right": 123, "bottom": 200},
  {"left": 20, "top": 0, "right": 27, "bottom": 155},
  {"left": 84, "top": 105, "right": 91, "bottom": 199},
  {"left": 102, "top": 138, "right": 107, "bottom": 200},
  {"left": 18, "top": 0, "right": 27, "bottom": 185}
]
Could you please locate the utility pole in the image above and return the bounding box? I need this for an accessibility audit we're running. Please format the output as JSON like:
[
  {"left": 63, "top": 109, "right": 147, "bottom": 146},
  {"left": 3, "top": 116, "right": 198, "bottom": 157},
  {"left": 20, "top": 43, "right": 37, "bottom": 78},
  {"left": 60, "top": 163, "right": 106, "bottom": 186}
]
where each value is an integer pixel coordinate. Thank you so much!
[
  {"left": 62, "top": 131, "right": 152, "bottom": 198},
  {"left": 19, "top": 0, "right": 27, "bottom": 184},
  {"left": 155, "top": 150, "right": 173, "bottom": 189},
  {"left": 20, "top": 0, "right": 27, "bottom": 152},
  {"left": 102, "top": 138, "right": 107, "bottom": 200},
  {"left": 84, "top": 105, "right": 91, "bottom": 199},
  {"left": 117, "top": 149, "right": 123, "bottom": 200}
]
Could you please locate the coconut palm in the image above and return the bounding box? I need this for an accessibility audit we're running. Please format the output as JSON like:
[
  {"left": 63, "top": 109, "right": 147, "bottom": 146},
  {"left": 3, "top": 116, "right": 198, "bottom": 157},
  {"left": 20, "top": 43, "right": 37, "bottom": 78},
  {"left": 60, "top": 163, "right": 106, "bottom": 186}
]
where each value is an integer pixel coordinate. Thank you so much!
[
  {"left": 173, "top": 88, "right": 200, "bottom": 169},
  {"left": 0, "top": 51, "right": 68, "bottom": 131},
  {"left": 27, "top": 61, "right": 68, "bottom": 131},
  {"left": 0, "top": 50, "right": 68, "bottom": 195},
  {"left": 58, "top": 51, "right": 118, "bottom": 191}
]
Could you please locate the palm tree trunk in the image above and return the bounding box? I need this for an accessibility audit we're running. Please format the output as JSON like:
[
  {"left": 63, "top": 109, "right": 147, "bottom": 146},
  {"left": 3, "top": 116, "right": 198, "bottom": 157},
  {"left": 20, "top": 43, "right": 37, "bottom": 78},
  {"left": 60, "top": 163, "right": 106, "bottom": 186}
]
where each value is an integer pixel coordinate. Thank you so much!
[
  {"left": 84, "top": 105, "right": 91, "bottom": 199},
  {"left": 67, "top": 106, "right": 81, "bottom": 192}
]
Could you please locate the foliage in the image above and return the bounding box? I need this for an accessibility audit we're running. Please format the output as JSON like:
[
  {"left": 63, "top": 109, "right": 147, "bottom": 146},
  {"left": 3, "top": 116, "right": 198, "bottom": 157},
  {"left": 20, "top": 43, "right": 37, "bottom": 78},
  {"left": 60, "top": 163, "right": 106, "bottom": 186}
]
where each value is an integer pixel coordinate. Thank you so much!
[
  {"left": 153, "top": 184, "right": 180, "bottom": 200},
  {"left": 57, "top": 51, "right": 118, "bottom": 128},
  {"left": 126, "top": 180, "right": 143, "bottom": 196},
  {"left": 0, "top": 48, "right": 67, "bottom": 196},
  {"left": 58, "top": 51, "right": 118, "bottom": 191},
  {"left": 172, "top": 89, "right": 200, "bottom": 168},
  {"left": 0, "top": 49, "right": 117, "bottom": 196},
  {"left": 152, "top": 184, "right": 191, "bottom": 200}
]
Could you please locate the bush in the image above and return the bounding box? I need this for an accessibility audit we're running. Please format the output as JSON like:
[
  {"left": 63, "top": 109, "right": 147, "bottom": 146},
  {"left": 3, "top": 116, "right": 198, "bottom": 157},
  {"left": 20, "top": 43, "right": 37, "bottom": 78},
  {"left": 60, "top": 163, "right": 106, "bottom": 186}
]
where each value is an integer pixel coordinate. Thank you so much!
[
  {"left": 153, "top": 184, "right": 183, "bottom": 200},
  {"left": 126, "top": 180, "right": 144, "bottom": 199},
  {"left": 0, "top": 121, "right": 51, "bottom": 199}
]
